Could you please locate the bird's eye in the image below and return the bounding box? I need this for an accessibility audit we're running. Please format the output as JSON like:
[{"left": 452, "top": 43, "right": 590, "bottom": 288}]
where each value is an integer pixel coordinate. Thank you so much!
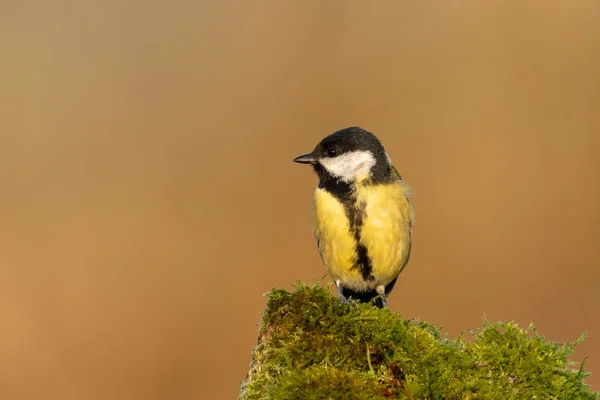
[{"left": 327, "top": 149, "right": 338, "bottom": 157}]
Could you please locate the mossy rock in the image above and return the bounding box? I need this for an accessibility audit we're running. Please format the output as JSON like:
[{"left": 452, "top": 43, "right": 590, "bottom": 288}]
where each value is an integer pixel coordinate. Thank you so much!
[{"left": 240, "top": 283, "right": 597, "bottom": 399}]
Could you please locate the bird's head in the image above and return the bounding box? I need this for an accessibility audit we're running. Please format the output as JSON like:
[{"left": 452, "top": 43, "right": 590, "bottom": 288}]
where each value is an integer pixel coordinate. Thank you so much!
[{"left": 293, "top": 127, "right": 392, "bottom": 184}]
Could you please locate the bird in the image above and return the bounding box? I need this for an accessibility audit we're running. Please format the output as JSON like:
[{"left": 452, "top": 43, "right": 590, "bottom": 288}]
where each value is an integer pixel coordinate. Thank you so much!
[{"left": 293, "top": 127, "right": 414, "bottom": 308}]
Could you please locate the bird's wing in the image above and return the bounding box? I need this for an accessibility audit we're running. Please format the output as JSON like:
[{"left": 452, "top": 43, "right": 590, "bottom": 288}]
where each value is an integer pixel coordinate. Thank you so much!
[
  {"left": 390, "top": 163, "right": 415, "bottom": 224},
  {"left": 389, "top": 164, "right": 402, "bottom": 181}
]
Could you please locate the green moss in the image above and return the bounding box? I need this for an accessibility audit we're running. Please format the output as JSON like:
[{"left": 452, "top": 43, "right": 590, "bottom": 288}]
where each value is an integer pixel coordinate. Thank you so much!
[{"left": 240, "top": 283, "right": 597, "bottom": 400}]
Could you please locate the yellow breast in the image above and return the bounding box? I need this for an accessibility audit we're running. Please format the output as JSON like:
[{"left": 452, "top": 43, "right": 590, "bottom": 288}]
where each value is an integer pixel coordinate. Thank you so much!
[
  {"left": 313, "top": 181, "right": 414, "bottom": 292},
  {"left": 356, "top": 182, "right": 414, "bottom": 283},
  {"left": 313, "top": 189, "right": 358, "bottom": 282}
]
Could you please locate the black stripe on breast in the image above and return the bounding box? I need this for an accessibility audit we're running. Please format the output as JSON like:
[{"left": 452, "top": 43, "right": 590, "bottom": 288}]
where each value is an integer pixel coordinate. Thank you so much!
[{"left": 318, "top": 178, "right": 374, "bottom": 282}]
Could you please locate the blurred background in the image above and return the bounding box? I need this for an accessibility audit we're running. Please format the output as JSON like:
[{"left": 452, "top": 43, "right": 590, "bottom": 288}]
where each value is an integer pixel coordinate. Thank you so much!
[{"left": 1, "top": 1, "right": 599, "bottom": 399}]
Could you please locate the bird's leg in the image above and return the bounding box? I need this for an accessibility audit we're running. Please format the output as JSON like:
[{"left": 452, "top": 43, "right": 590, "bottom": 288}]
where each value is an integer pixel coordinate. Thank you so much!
[
  {"left": 336, "top": 280, "right": 357, "bottom": 307},
  {"left": 376, "top": 285, "right": 388, "bottom": 308},
  {"left": 336, "top": 281, "right": 347, "bottom": 301}
]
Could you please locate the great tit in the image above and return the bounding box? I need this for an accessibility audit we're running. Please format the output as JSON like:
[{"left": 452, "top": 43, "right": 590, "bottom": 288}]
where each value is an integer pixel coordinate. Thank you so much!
[{"left": 293, "top": 127, "right": 414, "bottom": 308}]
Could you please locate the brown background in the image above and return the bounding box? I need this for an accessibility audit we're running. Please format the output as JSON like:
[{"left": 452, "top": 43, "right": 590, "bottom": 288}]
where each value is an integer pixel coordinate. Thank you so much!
[{"left": 1, "top": 1, "right": 599, "bottom": 399}]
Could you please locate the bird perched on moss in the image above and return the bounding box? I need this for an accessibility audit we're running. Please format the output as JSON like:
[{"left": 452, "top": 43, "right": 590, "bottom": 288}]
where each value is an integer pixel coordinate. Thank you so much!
[{"left": 293, "top": 127, "right": 414, "bottom": 308}]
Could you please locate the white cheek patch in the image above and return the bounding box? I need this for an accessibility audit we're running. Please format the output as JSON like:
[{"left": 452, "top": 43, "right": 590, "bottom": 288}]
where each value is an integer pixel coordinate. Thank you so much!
[{"left": 319, "top": 150, "right": 376, "bottom": 182}]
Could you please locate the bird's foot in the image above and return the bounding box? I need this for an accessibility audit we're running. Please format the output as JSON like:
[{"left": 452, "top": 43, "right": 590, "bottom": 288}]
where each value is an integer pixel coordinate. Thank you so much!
[
  {"left": 376, "top": 285, "right": 389, "bottom": 308},
  {"left": 337, "top": 281, "right": 359, "bottom": 309},
  {"left": 338, "top": 296, "right": 359, "bottom": 309},
  {"left": 377, "top": 295, "right": 389, "bottom": 308}
]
